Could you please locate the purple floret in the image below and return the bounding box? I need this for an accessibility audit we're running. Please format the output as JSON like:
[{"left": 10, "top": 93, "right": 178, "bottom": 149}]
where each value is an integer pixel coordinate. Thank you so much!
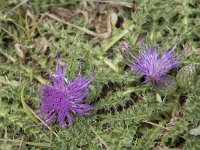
[
  {"left": 120, "top": 41, "right": 180, "bottom": 83},
  {"left": 39, "top": 60, "right": 94, "bottom": 127}
]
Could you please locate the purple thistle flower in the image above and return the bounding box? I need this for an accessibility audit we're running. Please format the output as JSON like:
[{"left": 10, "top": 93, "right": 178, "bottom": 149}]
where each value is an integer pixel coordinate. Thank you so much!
[
  {"left": 39, "top": 60, "right": 94, "bottom": 127},
  {"left": 120, "top": 41, "right": 180, "bottom": 83}
]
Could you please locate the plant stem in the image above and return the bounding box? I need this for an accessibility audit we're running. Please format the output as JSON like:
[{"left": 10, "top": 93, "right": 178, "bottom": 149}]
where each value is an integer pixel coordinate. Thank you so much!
[{"left": 171, "top": 94, "right": 180, "bottom": 117}]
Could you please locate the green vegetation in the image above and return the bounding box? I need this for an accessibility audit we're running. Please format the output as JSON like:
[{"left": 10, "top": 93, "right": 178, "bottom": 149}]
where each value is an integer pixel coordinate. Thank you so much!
[{"left": 0, "top": 0, "right": 199, "bottom": 149}]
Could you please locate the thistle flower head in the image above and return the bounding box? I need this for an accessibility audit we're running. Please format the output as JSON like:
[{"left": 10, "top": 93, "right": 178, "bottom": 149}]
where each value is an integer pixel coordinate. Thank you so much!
[
  {"left": 176, "top": 64, "right": 196, "bottom": 89},
  {"left": 39, "top": 60, "right": 94, "bottom": 127},
  {"left": 153, "top": 75, "right": 177, "bottom": 95},
  {"left": 119, "top": 41, "right": 130, "bottom": 52},
  {"left": 120, "top": 41, "right": 180, "bottom": 83}
]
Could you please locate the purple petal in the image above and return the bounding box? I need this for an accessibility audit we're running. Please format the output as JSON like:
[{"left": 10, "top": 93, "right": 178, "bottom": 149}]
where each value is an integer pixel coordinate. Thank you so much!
[{"left": 39, "top": 60, "right": 94, "bottom": 127}]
